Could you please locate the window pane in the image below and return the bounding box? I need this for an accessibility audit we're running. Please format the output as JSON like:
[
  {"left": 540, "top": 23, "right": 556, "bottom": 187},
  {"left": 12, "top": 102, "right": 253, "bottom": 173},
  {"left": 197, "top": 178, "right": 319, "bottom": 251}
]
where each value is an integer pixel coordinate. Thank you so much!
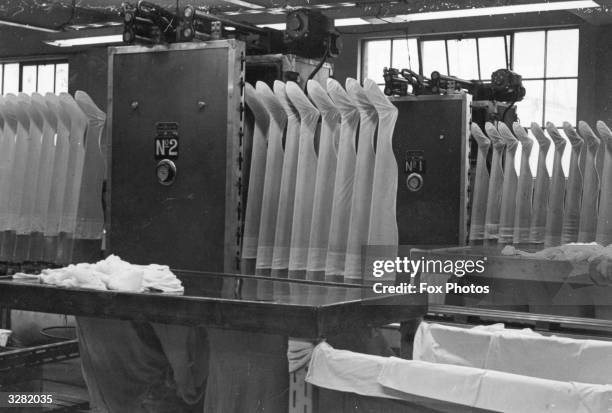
[
  {"left": 447, "top": 38, "right": 478, "bottom": 79},
  {"left": 37, "top": 64, "right": 55, "bottom": 94},
  {"left": 3, "top": 63, "right": 19, "bottom": 94},
  {"left": 545, "top": 79, "right": 577, "bottom": 125},
  {"left": 513, "top": 31, "right": 545, "bottom": 78},
  {"left": 516, "top": 79, "right": 544, "bottom": 125},
  {"left": 363, "top": 40, "right": 391, "bottom": 84},
  {"left": 55, "top": 63, "right": 69, "bottom": 93},
  {"left": 478, "top": 37, "right": 508, "bottom": 80},
  {"left": 22, "top": 65, "right": 37, "bottom": 94},
  {"left": 421, "top": 40, "right": 447, "bottom": 76},
  {"left": 546, "top": 28, "right": 579, "bottom": 78},
  {"left": 391, "top": 38, "right": 419, "bottom": 74}
]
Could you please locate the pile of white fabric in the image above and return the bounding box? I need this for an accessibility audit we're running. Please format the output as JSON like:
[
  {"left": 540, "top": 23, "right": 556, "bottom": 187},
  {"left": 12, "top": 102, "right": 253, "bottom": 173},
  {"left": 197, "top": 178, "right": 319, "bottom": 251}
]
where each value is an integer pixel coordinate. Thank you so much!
[
  {"left": 14, "top": 254, "right": 183, "bottom": 293},
  {"left": 501, "top": 242, "right": 612, "bottom": 261},
  {"left": 501, "top": 242, "right": 612, "bottom": 282}
]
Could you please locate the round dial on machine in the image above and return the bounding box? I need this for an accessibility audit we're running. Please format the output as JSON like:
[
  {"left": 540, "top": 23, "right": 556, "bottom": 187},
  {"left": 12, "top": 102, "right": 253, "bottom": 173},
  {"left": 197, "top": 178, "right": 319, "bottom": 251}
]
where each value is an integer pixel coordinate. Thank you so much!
[
  {"left": 156, "top": 159, "right": 177, "bottom": 186},
  {"left": 406, "top": 173, "right": 423, "bottom": 192}
]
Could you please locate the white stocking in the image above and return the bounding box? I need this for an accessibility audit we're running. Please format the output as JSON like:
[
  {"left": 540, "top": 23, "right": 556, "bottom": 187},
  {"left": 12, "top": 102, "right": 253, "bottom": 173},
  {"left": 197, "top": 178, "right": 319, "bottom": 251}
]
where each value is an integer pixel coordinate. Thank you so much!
[
  {"left": 271, "top": 81, "right": 300, "bottom": 276},
  {"left": 529, "top": 122, "right": 551, "bottom": 245},
  {"left": 344, "top": 78, "right": 377, "bottom": 282},
  {"left": 286, "top": 81, "right": 320, "bottom": 279},
  {"left": 306, "top": 80, "right": 340, "bottom": 280},
  {"left": 324, "top": 79, "right": 359, "bottom": 283},
  {"left": 497, "top": 122, "right": 519, "bottom": 245},
  {"left": 577, "top": 121, "right": 600, "bottom": 243},
  {"left": 544, "top": 122, "right": 566, "bottom": 247},
  {"left": 255, "top": 81, "right": 287, "bottom": 274}
]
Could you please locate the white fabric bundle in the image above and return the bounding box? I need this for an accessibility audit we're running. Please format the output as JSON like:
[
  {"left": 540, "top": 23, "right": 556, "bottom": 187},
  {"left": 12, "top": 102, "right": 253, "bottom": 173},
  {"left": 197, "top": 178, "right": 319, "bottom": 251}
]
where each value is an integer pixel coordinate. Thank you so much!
[
  {"left": 271, "top": 81, "right": 300, "bottom": 276},
  {"left": 306, "top": 80, "right": 340, "bottom": 280},
  {"left": 577, "top": 121, "right": 601, "bottom": 243},
  {"left": 344, "top": 79, "right": 377, "bottom": 282},
  {"left": 497, "top": 122, "right": 519, "bottom": 244},
  {"left": 286, "top": 81, "right": 320, "bottom": 278},
  {"left": 529, "top": 123, "right": 551, "bottom": 245},
  {"left": 469, "top": 123, "right": 491, "bottom": 243},
  {"left": 364, "top": 78, "right": 399, "bottom": 248},
  {"left": 16, "top": 254, "right": 183, "bottom": 293},
  {"left": 483, "top": 122, "right": 505, "bottom": 243},
  {"left": 544, "top": 122, "right": 566, "bottom": 247},
  {"left": 255, "top": 81, "right": 287, "bottom": 274},
  {"left": 74, "top": 91, "right": 107, "bottom": 240},
  {"left": 512, "top": 122, "right": 534, "bottom": 244},
  {"left": 596, "top": 121, "right": 612, "bottom": 246},
  {"left": 242, "top": 83, "right": 270, "bottom": 260},
  {"left": 324, "top": 79, "right": 359, "bottom": 282}
]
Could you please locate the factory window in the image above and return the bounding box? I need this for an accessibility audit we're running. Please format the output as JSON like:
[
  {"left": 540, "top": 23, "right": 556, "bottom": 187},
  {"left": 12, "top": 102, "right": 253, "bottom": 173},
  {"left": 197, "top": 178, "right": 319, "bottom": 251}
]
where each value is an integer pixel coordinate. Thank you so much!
[
  {"left": 361, "top": 28, "right": 579, "bottom": 126},
  {"left": 1, "top": 61, "right": 69, "bottom": 95},
  {"left": 513, "top": 28, "right": 579, "bottom": 128}
]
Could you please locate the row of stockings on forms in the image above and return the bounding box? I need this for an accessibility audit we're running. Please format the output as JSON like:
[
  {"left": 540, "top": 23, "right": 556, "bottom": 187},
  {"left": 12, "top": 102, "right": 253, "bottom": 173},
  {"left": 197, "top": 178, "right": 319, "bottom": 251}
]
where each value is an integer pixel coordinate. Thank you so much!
[
  {"left": 0, "top": 92, "right": 106, "bottom": 266},
  {"left": 241, "top": 78, "right": 399, "bottom": 287},
  {"left": 470, "top": 120, "right": 612, "bottom": 247}
]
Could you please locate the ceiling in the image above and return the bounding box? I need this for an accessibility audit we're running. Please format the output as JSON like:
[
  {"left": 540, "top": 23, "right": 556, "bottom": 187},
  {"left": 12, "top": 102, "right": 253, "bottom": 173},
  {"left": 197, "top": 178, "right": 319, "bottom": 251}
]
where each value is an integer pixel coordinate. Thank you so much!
[{"left": 1, "top": 0, "right": 612, "bottom": 32}]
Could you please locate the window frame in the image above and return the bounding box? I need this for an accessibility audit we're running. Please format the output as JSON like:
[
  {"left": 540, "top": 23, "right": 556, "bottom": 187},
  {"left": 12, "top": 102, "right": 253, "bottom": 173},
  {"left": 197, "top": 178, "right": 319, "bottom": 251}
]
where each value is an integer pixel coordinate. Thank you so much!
[
  {"left": 0, "top": 57, "right": 69, "bottom": 95},
  {"left": 360, "top": 25, "right": 579, "bottom": 126}
]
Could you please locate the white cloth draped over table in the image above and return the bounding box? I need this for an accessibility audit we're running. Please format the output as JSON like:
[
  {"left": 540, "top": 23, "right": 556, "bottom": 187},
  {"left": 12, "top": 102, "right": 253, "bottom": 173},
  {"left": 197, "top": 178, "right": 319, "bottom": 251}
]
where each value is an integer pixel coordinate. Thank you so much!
[
  {"left": 413, "top": 321, "right": 612, "bottom": 385},
  {"left": 325, "top": 78, "right": 359, "bottom": 283},
  {"left": 306, "top": 79, "right": 340, "bottom": 281},
  {"left": 596, "top": 120, "right": 612, "bottom": 245},
  {"left": 58, "top": 94, "right": 89, "bottom": 264},
  {"left": 286, "top": 81, "right": 320, "bottom": 280},
  {"left": 544, "top": 122, "right": 567, "bottom": 247},
  {"left": 529, "top": 123, "right": 551, "bottom": 245},
  {"left": 74, "top": 91, "right": 107, "bottom": 242},
  {"left": 512, "top": 122, "right": 534, "bottom": 245},
  {"left": 344, "top": 78, "right": 378, "bottom": 282},
  {"left": 271, "top": 81, "right": 300, "bottom": 277},
  {"left": 306, "top": 337, "right": 612, "bottom": 413},
  {"left": 242, "top": 83, "right": 270, "bottom": 264},
  {"left": 364, "top": 78, "right": 399, "bottom": 249},
  {"left": 577, "top": 121, "right": 601, "bottom": 243},
  {"left": 497, "top": 122, "right": 519, "bottom": 245},
  {"left": 483, "top": 122, "right": 505, "bottom": 244},
  {"left": 255, "top": 81, "right": 287, "bottom": 275},
  {"left": 469, "top": 123, "right": 491, "bottom": 244}
]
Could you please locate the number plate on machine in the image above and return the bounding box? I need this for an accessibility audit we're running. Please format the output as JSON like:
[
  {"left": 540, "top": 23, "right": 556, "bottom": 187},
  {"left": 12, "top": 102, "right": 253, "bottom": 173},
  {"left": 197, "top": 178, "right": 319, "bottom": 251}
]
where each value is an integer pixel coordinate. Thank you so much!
[
  {"left": 406, "top": 150, "right": 425, "bottom": 174},
  {"left": 154, "top": 122, "right": 179, "bottom": 159}
]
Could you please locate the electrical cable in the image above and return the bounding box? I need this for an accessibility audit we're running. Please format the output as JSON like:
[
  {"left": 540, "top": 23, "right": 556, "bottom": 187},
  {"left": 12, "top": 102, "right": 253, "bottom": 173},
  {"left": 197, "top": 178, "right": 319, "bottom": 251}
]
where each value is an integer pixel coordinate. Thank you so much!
[{"left": 304, "top": 47, "right": 330, "bottom": 93}]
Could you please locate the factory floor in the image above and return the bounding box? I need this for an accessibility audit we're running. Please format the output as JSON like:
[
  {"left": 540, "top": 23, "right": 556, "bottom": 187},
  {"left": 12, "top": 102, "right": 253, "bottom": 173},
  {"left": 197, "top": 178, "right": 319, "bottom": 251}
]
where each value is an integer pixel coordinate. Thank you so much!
[{"left": 1, "top": 357, "right": 90, "bottom": 412}]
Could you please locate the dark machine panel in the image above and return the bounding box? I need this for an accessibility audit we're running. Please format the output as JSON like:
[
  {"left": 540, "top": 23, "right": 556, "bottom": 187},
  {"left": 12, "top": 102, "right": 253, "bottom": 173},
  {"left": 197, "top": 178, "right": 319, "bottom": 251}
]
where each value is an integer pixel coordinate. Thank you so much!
[
  {"left": 107, "top": 41, "right": 244, "bottom": 272},
  {"left": 392, "top": 94, "right": 470, "bottom": 245}
]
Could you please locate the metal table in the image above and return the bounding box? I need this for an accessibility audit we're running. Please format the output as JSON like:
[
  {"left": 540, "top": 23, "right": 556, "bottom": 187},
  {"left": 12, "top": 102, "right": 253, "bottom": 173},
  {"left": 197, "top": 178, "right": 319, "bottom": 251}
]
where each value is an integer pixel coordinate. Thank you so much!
[{"left": 0, "top": 271, "right": 427, "bottom": 413}]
